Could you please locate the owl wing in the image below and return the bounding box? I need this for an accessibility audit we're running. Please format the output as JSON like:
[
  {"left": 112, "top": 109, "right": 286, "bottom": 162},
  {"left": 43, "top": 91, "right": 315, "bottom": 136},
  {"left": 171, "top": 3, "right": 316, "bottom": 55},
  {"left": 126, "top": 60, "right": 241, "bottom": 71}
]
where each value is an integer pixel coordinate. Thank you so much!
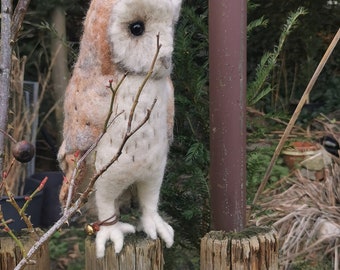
[{"left": 59, "top": 0, "right": 116, "bottom": 194}]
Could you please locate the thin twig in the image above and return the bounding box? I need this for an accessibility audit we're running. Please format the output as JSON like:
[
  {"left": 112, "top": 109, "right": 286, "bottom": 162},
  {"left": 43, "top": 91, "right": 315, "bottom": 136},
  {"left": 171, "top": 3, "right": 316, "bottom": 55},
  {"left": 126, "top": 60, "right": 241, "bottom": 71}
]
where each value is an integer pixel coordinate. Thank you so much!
[
  {"left": 4, "top": 182, "right": 34, "bottom": 231},
  {"left": 0, "top": 210, "right": 26, "bottom": 258},
  {"left": 20, "top": 177, "right": 47, "bottom": 216},
  {"left": 34, "top": 46, "right": 62, "bottom": 131},
  {"left": 0, "top": 128, "right": 17, "bottom": 144},
  {"left": 80, "top": 99, "right": 157, "bottom": 202},
  {"left": 246, "top": 107, "right": 306, "bottom": 133},
  {"left": 64, "top": 111, "right": 124, "bottom": 210},
  {"left": 103, "top": 73, "right": 128, "bottom": 132},
  {"left": 127, "top": 34, "right": 161, "bottom": 133},
  {"left": 11, "top": 0, "right": 31, "bottom": 42}
]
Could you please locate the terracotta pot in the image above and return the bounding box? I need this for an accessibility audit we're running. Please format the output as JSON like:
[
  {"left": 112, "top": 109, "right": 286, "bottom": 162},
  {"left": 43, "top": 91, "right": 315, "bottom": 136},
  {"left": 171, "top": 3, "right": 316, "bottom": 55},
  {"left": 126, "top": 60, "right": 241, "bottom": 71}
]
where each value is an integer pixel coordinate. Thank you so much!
[{"left": 282, "top": 141, "right": 320, "bottom": 170}]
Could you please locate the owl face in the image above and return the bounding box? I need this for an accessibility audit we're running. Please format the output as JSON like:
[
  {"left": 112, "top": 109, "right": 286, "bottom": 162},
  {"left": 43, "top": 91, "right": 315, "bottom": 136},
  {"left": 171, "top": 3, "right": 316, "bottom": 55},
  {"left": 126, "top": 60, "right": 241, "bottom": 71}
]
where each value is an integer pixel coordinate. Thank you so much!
[{"left": 108, "top": 0, "right": 182, "bottom": 78}]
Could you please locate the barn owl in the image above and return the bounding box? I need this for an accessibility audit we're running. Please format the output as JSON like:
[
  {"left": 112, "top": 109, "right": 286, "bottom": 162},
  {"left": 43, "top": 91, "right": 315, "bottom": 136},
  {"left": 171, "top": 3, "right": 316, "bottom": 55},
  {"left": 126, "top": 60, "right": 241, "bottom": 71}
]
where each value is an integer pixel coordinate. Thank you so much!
[{"left": 58, "top": 0, "right": 182, "bottom": 258}]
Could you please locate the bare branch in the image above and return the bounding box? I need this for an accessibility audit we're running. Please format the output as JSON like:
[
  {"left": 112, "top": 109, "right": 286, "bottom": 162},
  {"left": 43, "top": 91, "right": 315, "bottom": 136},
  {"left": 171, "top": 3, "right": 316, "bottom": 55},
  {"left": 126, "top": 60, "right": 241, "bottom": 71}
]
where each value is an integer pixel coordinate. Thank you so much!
[
  {"left": 11, "top": 0, "right": 31, "bottom": 42},
  {"left": 0, "top": 0, "right": 13, "bottom": 175},
  {"left": 64, "top": 111, "right": 124, "bottom": 210},
  {"left": 127, "top": 34, "right": 161, "bottom": 133}
]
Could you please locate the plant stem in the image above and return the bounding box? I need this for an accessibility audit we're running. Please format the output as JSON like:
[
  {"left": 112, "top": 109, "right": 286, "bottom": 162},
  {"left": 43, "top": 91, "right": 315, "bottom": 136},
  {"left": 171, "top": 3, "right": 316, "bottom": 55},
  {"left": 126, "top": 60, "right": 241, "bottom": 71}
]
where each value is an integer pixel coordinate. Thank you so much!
[
  {"left": 0, "top": 0, "right": 13, "bottom": 176},
  {"left": 20, "top": 177, "right": 48, "bottom": 217},
  {"left": 5, "top": 185, "right": 34, "bottom": 231},
  {"left": 0, "top": 213, "right": 26, "bottom": 256},
  {"left": 103, "top": 73, "right": 128, "bottom": 132},
  {"left": 0, "top": 128, "right": 18, "bottom": 144},
  {"left": 11, "top": 0, "right": 31, "bottom": 41},
  {"left": 127, "top": 34, "right": 161, "bottom": 133},
  {"left": 252, "top": 28, "right": 340, "bottom": 208}
]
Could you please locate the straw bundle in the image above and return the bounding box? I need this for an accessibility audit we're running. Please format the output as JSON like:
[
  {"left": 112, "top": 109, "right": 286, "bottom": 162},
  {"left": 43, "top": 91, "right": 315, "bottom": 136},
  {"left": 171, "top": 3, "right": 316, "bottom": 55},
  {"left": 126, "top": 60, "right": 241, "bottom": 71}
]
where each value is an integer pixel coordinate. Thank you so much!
[
  {"left": 4, "top": 55, "right": 32, "bottom": 194},
  {"left": 252, "top": 145, "right": 340, "bottom": 268}
]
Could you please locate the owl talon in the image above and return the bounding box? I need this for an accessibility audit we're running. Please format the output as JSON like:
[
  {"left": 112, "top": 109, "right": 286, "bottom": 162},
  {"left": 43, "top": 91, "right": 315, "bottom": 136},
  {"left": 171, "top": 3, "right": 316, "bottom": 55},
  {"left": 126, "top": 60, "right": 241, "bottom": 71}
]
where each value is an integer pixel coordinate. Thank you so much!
[
  {"left": 139, "top": 213, "right": 174, "bottom": 248},
  {"left": 95, "top": 221, "right": 136, "bottom": 257}
]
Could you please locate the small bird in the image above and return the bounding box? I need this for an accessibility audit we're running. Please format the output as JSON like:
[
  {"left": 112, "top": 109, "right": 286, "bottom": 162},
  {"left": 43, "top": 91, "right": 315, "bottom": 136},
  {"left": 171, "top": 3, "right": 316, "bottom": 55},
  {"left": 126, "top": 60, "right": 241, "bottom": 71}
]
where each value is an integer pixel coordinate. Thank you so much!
[{"left": 320, "top": 135, "right": 340, "bottom": 157}]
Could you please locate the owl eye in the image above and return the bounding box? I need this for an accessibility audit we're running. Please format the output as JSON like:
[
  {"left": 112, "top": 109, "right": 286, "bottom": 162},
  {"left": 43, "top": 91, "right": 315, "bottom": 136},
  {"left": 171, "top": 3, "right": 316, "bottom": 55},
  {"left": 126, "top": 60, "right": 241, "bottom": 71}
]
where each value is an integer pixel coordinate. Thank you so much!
[{"left": 129, "top": 21, "right": 145, "bottom": 36}]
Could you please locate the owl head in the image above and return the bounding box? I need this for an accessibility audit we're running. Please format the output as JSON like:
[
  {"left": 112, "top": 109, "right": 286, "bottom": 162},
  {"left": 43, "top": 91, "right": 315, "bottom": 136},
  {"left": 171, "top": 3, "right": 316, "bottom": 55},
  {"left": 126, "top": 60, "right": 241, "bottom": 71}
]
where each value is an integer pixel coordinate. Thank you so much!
[{"left": 108, "top": 0, "right": 182, "bottom": 78}]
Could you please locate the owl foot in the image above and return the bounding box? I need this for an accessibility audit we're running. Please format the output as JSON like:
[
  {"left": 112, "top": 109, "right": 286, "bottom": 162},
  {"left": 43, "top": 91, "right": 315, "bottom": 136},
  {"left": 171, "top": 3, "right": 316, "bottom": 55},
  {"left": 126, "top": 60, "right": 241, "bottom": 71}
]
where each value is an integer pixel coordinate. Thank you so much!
[
  {"left": 95, "top": 221, "right": 135, "bottom": 257},
  {"left": 138, "top": 212, "right": 174, "bottom": 248}
]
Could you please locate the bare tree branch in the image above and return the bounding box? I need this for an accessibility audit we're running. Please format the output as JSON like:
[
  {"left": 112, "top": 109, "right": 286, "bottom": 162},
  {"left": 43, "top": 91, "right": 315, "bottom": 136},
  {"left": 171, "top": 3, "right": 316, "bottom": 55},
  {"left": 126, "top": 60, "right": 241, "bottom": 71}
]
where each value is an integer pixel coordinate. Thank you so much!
[
  {"left": 0, "top": 0, "right": 31, "bottom": 176},
  {"left": 11, "top": 0, "right": 31, "bottom": 42},
  {"left": 0, "top": 0, "right": 13, "bottom": 175}
]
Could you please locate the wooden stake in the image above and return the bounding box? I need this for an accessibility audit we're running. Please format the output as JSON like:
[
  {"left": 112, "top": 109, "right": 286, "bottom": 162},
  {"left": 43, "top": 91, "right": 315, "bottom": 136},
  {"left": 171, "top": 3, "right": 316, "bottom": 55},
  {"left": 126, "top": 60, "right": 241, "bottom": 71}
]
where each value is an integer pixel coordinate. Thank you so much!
[
  {"left": 0, "top": 229, "right": 50, "bottom": 270},
  {"left": 85, "top": 234, "right": 164, "bottom": 270},
  {"left": 200, "top": 227, "right": 278, "bottom": 270}
]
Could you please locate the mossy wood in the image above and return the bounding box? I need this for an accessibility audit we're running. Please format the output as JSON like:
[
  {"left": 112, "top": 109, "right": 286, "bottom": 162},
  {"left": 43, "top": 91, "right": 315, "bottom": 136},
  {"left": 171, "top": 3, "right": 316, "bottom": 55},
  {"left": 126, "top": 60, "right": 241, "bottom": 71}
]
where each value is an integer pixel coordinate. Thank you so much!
[
  {"left": 0, "top": 230, "right": 50, "bottom": 270},
  {"left": 200, "top": 227, "right": 278, "bottom": 270},
  {"left": 85, "top": 234, "right": 164, "bottom": 270}
]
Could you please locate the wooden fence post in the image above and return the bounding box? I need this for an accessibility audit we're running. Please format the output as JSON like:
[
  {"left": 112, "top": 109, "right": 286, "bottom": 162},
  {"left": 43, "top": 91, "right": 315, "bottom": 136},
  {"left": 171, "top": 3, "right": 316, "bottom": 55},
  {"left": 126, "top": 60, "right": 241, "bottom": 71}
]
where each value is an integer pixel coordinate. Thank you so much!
[
  {"left": 85, "top": 234, "right": 164, "bottom": 270},
  {"left": 200, "top": 227, "right": 278, "bottom": 270},
  {"left": 0, "top": 230, "right": 50, "bottom": 270}
]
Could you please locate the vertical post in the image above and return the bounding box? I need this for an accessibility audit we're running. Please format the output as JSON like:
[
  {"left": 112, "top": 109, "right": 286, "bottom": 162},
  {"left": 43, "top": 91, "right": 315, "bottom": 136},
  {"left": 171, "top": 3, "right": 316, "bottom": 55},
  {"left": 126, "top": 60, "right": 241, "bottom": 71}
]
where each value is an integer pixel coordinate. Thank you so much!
[
  {"left": 0, "top": 0, "right": 13, "bottom": 174},
  {"left": 51, "top": 6, "right": 70, "bottom": 142},
  {"left": 0, "top": 229, "right": 50, "bottom": 270},
  {"left": 209, "top": 0, "right": 247, "bottom": 231},
  {"left": 85, "top": 236, "right": 164, "bottom": 270},
  {"left": 200, "top": 227, "right": 279, "bottom": 270}
]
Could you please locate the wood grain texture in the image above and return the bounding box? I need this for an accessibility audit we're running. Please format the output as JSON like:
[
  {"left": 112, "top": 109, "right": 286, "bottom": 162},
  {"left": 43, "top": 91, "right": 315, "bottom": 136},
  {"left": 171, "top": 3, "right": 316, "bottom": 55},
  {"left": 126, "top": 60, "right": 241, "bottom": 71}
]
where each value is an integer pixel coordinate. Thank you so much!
[
  {"left": 200, "top": 227, "right": 278, "bottom": 270},
  {"left": 85, "top": 234, "right": 164, "bottom": 270},
  {"left": 0, "top": 230, "right": 50, "bottom": 270}
]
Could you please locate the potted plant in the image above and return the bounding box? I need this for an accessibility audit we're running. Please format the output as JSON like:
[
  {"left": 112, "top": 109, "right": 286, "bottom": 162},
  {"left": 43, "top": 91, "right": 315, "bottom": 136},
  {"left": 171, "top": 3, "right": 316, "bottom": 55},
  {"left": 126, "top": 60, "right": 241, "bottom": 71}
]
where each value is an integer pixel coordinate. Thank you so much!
[
  {"left": 282, "top": 141, "right": 320, "bottom": 170},
  {"left": 282, "top": 140, "right": 329, "bottom": 181}
]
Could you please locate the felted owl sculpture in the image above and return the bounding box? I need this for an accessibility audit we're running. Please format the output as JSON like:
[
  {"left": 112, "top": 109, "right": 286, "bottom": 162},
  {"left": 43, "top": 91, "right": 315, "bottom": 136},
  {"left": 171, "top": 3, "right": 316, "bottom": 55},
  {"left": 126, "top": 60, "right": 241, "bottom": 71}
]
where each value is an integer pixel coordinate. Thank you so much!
[{"left": 58, "top": 0, "right": 182, "bottom": 258}]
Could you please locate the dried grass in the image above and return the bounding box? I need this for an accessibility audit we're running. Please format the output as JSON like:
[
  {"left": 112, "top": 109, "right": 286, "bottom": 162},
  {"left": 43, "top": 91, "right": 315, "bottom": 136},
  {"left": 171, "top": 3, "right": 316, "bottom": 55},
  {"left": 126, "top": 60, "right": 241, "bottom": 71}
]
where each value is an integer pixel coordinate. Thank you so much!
[
  {"left": 3, "top": 46, "right": 63, "bottom": 195},
  {"left": 4, "top": 55, "right": 37, "bottom": 194},
  {"left": 251, "top": 129, "right": 340, "bottom": 269}
]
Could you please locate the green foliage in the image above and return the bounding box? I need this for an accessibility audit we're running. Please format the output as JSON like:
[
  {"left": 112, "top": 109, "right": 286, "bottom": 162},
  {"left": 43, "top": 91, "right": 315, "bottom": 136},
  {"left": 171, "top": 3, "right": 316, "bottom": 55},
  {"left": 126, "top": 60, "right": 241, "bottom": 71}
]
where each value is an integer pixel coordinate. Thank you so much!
[
  {"left": 247, "top": 15, "right": 268, "bottom": 37},
  {"left": 49, "top": 231, "right": 68, "bottom": 260},
  {"left": 247, "top": 146, "right": 289, "bottom": 203},
  {"left": 166, "top": 0, "right": 210, "bottom": 236},
  {"left": 172, "top": 2, "right": 209, "bottom": 145},
  {"left": 49, "top": 228, "right": 85, "bottom": 270},
  {"left": 185, "top": 141, "right": 209, "bottom": 167},
  {"left": 248, "top": 0, "right": 340, "bottom": 113},
  {"left": 290, "top": 257, "right": 333, "bottom": 270},
  {"left": 247, "top": 7, "right": 307, "bottom": 106},
  {"left": 161, "top": 1, "right": 210, "bottom": 268}
]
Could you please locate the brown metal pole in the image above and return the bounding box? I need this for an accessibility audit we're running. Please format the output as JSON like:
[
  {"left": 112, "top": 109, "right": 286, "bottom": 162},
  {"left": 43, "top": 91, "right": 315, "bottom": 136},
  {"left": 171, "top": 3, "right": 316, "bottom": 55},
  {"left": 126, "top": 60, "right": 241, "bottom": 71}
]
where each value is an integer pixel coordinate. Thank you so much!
[{"left": 209, "top": 0, "right": 247, "bottom": 231}]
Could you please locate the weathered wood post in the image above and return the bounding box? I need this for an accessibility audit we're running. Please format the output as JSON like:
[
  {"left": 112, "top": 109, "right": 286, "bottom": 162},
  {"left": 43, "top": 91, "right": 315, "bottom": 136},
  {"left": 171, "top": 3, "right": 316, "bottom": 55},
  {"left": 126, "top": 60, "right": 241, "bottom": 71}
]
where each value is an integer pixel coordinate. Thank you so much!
[
  {"left": 206, "top": 0, "right": 279, "bottom": 268},
  {"left": 85, "top": 234, "right": 164, "bottom": 270},
  {"left": 0, "top": 230, "right": 50, "bottom": 270},
  {"left": 200, "top": 227, "right": 279, "bottom": 270}
]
